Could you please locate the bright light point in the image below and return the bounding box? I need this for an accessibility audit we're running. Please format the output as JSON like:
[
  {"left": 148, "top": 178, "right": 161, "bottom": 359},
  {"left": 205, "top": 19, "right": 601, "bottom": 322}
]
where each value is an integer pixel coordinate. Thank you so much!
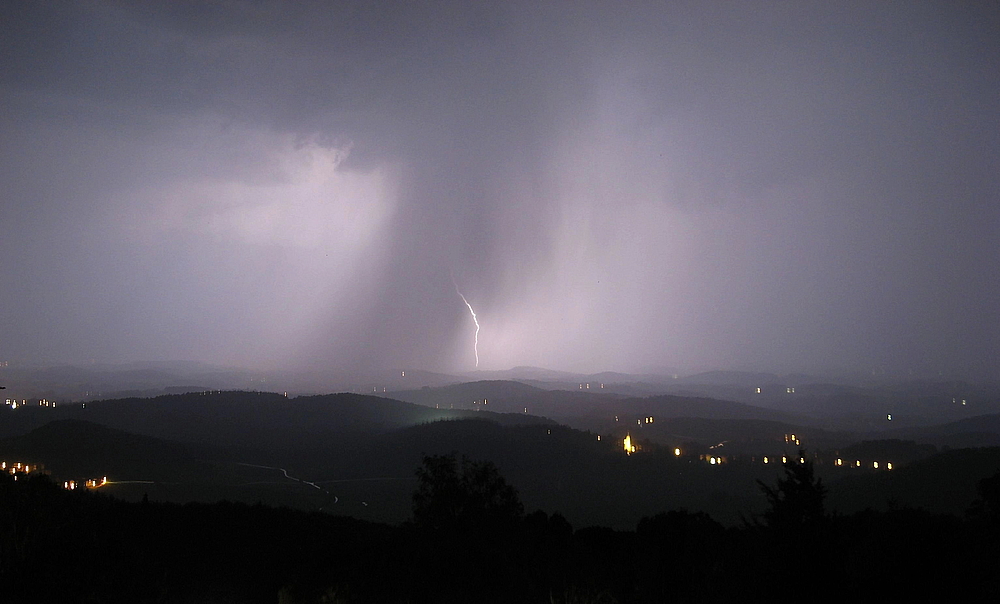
[
  {"left": 887, "top": 414, "right": 892, "bottom": 421},
  {"left": 887, "top": 462, "right": 893, "bottom": 470},
  {"left": 873, "top": 461, "right": 879, "bottom": 469},
  {"left": 763, "top": 456, "right": 769, "bottom": 464},
  {"left": 674, "top": 448, "right": 681, "bottom": 456}
]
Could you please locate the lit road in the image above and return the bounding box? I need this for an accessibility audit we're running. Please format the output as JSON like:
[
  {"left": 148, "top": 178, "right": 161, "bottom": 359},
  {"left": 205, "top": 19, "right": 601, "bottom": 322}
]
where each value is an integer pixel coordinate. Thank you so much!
[{"left": 234, "top": 462, "right": 334, "bottom": 499}]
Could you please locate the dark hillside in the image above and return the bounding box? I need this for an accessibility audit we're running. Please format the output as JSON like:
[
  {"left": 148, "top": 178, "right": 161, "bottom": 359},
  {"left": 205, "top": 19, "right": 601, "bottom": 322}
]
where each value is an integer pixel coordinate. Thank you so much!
[
  {"left": 0, "top": 419, "right": 202, "bottom": 480},
  {"left": 827, "top": 446, "right": 1000, "bottom": 516},
  {"left": 0, "top": 391, "right": 553, "bottom": 449}
]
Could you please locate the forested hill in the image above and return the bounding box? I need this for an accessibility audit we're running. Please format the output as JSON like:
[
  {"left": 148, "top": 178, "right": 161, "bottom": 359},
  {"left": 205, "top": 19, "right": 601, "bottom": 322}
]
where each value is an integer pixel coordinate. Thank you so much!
[
  {"left": 0, "top": 391, "right": 554, "bottom": 447},
  {"left": 0, "top": 419, "right": 200, "bottom": 480}
]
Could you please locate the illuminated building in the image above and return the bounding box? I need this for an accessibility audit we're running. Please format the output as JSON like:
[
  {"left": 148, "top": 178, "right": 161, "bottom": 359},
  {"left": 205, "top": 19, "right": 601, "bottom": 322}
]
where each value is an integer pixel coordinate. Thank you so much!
[
  {"left": 3, "top": 461, "right": 42, "bottom": 475},
  {"left": 624, "top": 433, "right": 636, "bottom": 455}
]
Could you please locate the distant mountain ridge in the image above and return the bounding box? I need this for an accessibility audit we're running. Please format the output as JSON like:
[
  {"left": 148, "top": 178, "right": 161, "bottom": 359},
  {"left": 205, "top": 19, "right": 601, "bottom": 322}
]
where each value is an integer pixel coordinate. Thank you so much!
[{"left": 387, "top": 380, "right": 802, "bottom": 423}]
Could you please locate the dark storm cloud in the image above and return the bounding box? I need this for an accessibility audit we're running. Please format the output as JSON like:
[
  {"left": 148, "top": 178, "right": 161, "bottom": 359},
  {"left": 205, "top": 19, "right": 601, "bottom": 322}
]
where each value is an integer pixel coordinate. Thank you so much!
[{"left": 1, "top": 0, "right": 997, "bottom": 378}]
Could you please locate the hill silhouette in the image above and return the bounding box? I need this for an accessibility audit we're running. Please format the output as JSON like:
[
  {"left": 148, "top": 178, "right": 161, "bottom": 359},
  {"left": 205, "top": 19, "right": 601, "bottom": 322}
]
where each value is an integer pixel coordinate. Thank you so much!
[
  {"left": 0, "top": 419, "right": 201, "bottom": 480},
  {"left": 0, "top": 390, "right": 553, "bottom": 450}
]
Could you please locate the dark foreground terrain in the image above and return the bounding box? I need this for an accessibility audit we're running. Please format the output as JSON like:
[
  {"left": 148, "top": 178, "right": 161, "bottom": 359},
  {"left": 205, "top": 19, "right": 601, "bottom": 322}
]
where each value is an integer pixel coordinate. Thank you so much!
[
  {"left": 2, "top": 453, "right": 999, "bottom": 603},
  {"left": 3, "top": 388, "right": 1000, "bottom": 601}
]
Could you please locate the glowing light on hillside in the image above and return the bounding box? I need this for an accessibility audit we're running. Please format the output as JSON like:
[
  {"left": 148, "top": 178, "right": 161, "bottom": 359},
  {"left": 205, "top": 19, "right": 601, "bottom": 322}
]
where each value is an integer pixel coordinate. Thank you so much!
[
  {"left": 674, "top": 448, "right": 681, "bottom": 456},
  {"left": 624, "top": 434, "right": 636, "bottom": 454}
]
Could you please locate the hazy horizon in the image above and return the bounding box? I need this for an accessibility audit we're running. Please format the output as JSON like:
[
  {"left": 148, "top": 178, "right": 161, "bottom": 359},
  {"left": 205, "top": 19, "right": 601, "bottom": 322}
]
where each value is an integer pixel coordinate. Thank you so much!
[{"left": 2, "top": 1, "right": 998, "bottom": 379}]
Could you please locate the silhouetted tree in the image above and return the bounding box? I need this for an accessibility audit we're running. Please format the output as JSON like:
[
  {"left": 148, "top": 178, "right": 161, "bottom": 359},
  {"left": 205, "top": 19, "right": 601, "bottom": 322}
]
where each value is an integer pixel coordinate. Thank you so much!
[
  {"left": 412, "top": 453, "right": 523, "bottom": 533},
  {"left": 968, "top": 469, "right": 1000, "bottom": 523},
  {"left": 756, "top": 449, "right": 826, "bottom": 530}
]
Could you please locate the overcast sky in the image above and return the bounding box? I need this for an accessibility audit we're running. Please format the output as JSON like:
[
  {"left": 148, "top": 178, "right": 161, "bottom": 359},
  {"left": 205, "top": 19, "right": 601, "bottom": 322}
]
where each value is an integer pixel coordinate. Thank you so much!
[{"left": 1, "top": 1, "right": 997, "bottom": 378}]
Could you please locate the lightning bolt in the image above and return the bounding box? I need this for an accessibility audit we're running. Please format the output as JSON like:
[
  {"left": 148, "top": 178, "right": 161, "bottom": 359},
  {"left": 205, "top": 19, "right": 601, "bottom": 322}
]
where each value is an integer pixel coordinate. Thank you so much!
[{"left": 453, "top": 279, "right": 480, "bottom": 367}]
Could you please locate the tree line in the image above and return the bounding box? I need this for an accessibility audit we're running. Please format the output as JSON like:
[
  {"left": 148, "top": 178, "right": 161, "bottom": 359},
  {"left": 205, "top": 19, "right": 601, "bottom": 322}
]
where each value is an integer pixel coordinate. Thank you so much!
[{"left": 1, "top": 451, "right": 998, "bottom": 602}]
